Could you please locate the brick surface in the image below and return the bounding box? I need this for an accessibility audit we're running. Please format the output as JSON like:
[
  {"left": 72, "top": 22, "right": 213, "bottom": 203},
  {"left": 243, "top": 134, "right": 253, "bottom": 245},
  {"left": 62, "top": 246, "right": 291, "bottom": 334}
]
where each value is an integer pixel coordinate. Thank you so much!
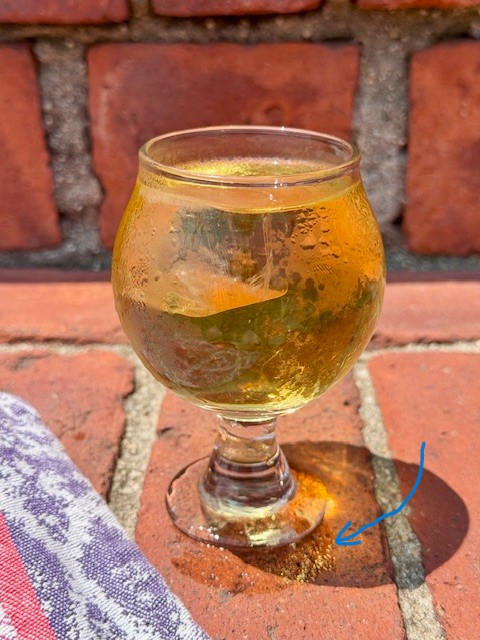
[
  {"left": 0, "top": 0, "right": 128, "bottom": 24},
  {"left": 0, "top": 45, "right": 60, "bottom": 250},
  {"left": 405, "top": 41, "right": 480, "bottom": 255},
  {"left": 88, "top": 43, "right": 360, "bottom": 247},
  {"left": 371, "top": 281, "right": 480, "bottom": 347},
  {"left": 0, "top": 350, "right": 133, "bottom": 496},
  {"left": 0, "top": 282, "right": 125, "bottom": 344},
  {"left": 358, "top": 0, "right": 480, "bottom": 7},
  {"left": 136, "top": 377, "right": 404, "bottom": 640},
  {"left": 369, "top": 352, "right": 480, "bottom": 640},
  {"left": 152, "top": 0, "right": 322, "bottom": 16}
]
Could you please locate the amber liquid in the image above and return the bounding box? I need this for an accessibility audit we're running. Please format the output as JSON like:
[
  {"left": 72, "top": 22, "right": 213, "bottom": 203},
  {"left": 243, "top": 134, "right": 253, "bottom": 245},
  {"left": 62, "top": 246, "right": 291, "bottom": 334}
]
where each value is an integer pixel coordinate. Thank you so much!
[{"left": 113, "top": 160, "right": 385, "bottom": 419}]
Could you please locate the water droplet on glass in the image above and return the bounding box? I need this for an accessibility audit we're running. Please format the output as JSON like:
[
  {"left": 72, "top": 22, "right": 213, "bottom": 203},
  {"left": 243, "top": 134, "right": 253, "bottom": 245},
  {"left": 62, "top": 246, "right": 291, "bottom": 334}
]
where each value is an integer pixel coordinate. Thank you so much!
[
  {"left": 300, "top": 234, "right": 317, "bottom": 249},
  {"left": 331, "top": 245, "right": 341, "bottom": 259}
]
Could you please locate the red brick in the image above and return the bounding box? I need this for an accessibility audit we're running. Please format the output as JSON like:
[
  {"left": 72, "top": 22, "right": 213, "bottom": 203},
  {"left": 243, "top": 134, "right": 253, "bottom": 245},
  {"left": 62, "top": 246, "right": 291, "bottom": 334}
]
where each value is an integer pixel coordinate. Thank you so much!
[
  {"left": 152, "top": 0, "right": 321, "bottom": 16},
  {"left": 0, "top": 45, "right": 60, "bottom": 250},
  {"left": 358, "top": 0, "right": 480, "bottom": 7},
  {"left": 0, "top": 350, "right": 134, "bottom": 496},
  {"left": 0, "top": 0, "right": 128, "bottom": 24},
  {"left": 405, "top": 41, "right": 480, "bottom": 255},
  {"left": 0, "top": 282, "right": 126, "bottom": 344},
  {"left": 368, "top": 352, "right": 480, "bottom": 640},
  {"left": 136, "top": 378, "right": 404, "bottom": 639},
  {"left": 88, "top": 43, "right": 360, "bottom": 247},
  {"left": 371, "top": 281, "right": 480, "bottom": 347}
]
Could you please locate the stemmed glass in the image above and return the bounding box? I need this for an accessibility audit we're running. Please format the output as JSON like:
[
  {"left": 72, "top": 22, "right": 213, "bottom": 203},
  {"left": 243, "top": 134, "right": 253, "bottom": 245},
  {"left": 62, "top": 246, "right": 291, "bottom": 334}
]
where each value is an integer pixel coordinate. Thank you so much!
[{"left": 112, "top": 126, "right": 385, "bottom": 548}]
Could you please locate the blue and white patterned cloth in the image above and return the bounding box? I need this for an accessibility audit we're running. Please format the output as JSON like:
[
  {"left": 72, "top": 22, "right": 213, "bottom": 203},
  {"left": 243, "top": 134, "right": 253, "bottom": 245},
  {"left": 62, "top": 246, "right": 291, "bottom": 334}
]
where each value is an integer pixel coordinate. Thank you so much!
[{"left": 0, "top": 392, "right": 210, "bottom": 640}]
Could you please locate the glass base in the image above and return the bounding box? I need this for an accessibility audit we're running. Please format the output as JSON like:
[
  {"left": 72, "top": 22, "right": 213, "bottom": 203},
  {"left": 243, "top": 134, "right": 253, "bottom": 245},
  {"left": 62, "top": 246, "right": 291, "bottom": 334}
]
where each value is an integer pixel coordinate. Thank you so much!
[{"left": 166, "top": 456, "right": 327, "bottom": 548}]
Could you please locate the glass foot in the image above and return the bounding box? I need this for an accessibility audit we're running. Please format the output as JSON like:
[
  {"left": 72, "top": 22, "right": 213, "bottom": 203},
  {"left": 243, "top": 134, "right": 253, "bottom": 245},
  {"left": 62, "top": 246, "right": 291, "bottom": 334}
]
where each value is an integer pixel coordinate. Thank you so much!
[{"left": 166, "top": 457, "right": 327, "bottom": 548}]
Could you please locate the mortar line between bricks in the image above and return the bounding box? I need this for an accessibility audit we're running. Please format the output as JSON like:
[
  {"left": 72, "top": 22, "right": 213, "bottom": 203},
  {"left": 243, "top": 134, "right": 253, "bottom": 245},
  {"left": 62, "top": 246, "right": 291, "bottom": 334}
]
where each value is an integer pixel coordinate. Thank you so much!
[
  {"left": 108, "top": 357, "right": 165, "bottom": 538},
  {"left": 1, "top": 337, "right": 479, "bottom": 355},
  {"left": 0, "top": 341, "right": 133, "bottom": 355},
  {"left": 364, "top": 339, "right": 480, "bottom": 358},
  {"left": 0, "top": 8, "right": 479, "bottom": 45},
  {"left": 353, "top": 362, "right": 446, "bottom": 640},
  {"left": 29, "top": 40, "right": 108, "bottom": 271}
]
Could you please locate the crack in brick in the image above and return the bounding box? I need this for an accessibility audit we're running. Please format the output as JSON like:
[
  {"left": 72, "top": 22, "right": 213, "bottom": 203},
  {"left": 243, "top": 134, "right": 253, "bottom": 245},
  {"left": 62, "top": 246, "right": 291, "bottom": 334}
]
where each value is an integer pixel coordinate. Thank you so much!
[{"left": 8, "top": 352, "right": 51, "bottom": 371}]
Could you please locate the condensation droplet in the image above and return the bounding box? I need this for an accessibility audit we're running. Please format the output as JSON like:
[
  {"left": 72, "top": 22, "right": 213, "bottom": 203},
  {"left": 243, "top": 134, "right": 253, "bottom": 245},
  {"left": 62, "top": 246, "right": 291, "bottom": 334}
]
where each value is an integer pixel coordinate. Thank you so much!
[
  {"left": 300, "top": 234, "right": 317, "bottom": 249},
  {"left": 331, "top": 245, "right": 341, "bottom": 259}
]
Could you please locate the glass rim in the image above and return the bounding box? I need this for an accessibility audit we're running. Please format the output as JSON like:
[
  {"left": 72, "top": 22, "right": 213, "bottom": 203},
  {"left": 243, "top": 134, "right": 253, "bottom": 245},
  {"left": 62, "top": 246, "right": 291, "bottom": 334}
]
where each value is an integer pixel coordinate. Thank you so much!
[{"left": 139, "top": 125, "right": 360, "bottom": 187}]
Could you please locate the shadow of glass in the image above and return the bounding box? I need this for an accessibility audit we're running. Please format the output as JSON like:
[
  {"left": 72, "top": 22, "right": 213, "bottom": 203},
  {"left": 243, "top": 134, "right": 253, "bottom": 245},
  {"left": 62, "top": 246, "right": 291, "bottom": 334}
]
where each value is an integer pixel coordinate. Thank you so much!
[{"left": 234, "top": 441, "right": 468, "bottom": 589}]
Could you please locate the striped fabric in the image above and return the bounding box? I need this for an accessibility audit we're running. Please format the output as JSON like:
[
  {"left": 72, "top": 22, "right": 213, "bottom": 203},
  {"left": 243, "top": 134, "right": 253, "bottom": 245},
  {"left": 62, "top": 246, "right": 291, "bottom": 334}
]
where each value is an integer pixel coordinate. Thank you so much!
[{"left": 0, "top": 393, "right": 210, "bottom": 640}]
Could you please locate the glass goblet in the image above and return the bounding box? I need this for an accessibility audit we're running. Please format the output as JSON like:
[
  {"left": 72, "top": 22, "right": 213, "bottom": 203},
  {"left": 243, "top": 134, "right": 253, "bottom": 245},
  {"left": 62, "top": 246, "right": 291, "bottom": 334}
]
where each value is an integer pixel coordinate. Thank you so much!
[{"left": 112, "top": 126, "right": 385, "bottom": 548}]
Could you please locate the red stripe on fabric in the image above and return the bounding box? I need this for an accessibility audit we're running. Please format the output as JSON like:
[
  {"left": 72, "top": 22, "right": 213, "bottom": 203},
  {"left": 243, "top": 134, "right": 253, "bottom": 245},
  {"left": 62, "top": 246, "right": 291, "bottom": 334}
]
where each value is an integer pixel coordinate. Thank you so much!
[{"left": 0, "top": 512, "right": 58, "bottom": 640}]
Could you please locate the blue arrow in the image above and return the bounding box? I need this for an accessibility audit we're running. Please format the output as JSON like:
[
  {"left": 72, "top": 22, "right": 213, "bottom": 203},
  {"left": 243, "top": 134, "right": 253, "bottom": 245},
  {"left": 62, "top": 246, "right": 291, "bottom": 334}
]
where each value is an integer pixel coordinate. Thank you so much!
[{"left": 335, "top": 441, "right": 426, "bottom": 547}]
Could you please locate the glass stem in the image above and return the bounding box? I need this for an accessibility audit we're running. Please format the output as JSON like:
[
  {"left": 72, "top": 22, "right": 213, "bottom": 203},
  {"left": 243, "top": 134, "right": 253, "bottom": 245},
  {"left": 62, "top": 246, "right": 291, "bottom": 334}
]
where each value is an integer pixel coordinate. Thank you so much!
[{"left": 199, "top": 416, "right": 296, "bottom": 520}]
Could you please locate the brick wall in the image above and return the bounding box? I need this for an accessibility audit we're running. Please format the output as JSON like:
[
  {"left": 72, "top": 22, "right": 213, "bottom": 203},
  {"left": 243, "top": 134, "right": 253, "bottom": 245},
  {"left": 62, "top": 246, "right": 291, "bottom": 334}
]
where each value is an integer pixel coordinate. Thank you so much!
[{"left": 0, "top": 0, "right": 479, "bottom": 271}]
